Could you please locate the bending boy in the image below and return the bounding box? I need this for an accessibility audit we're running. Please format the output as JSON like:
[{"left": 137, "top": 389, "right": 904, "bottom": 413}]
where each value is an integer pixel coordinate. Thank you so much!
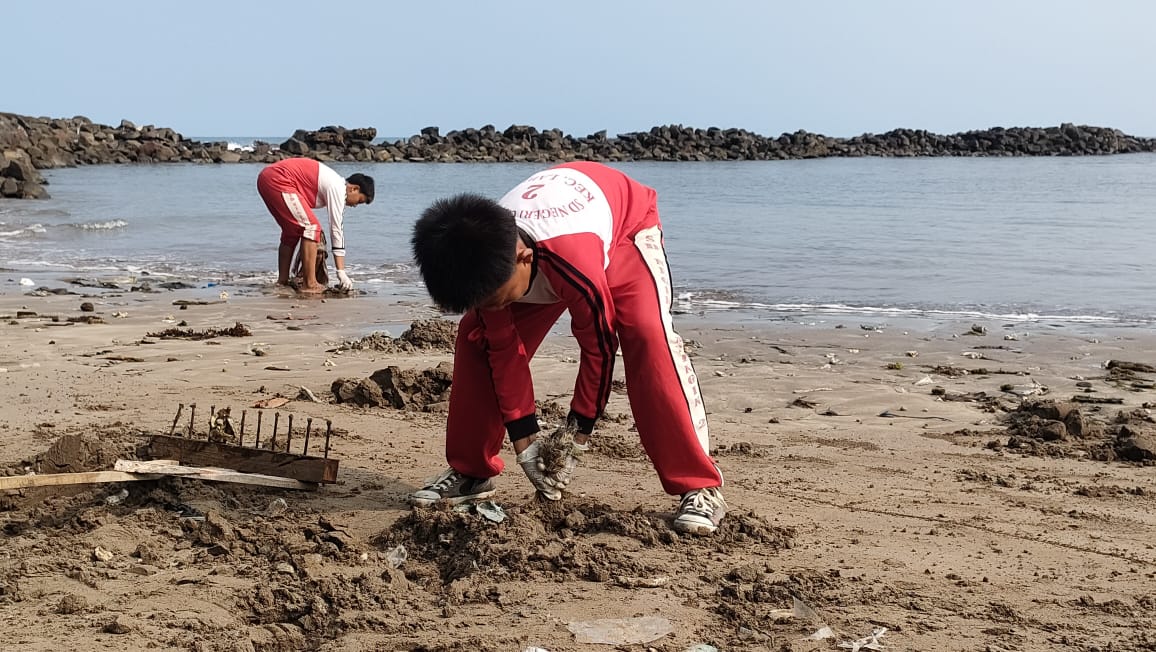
[
  {"left": 410, "top": 162, "right": 726, "bottom": 535},
  {"left": 257, "top": 157, "right": 374, "bottom": 293}
]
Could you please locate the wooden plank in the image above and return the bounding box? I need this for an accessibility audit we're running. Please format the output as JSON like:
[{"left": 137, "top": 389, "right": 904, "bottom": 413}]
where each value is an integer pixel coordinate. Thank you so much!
[
  {"left": 148, "top": 435, "right": 339, "bottom": 483},
  {"left": 114, "top": 460, "right": 317, "bottom": 491},
  {"left": 0, "top": 470, "right": 160, "bottom": 490}
]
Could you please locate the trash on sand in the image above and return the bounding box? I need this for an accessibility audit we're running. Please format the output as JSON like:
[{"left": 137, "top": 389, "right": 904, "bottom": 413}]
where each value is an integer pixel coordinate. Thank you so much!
[
  {"left": 93, "top": 546, "right": 114, "bottom": 562},
  {"left": 475, "top": 501, "right": 507, "bottom": 523},
  {"left": 960, "top": 351, "right": 983, "bottom": 359},
  {"left": 265, "top": 497, "right": 288, "bottom": 516},
  {"left": 523, "top": 648, "right": 550, "bottom": 652},
  {"left": 104, "top": 489, "right": 129, "bottom": 506},
  {"left": 19, "top": 278, "right": 34, "bottom": 286},
  {"left": 792, "top": 595, "right": 823, "bottom": 621},
  {"left": 839, "top": 627, "right": 887, "bottom": 651},
  {"left": 969, "top": 324, "right": 987, "bottom": 335},
  {"left": 913, "top": 376, "right": 934, "bottom": 386},
  {"left": 686, "top": 645, "right": 718, "bottom": 652},
  {"left": 1001, "top": 379, "right": 1047, "bottom": 397},
  {"left": 252, "top": 396, "right": 291, "bottom": 409},
  {"left": 297, "top": 386, "right": 321, "bottom": 402},
  {"left": 809, "top": 626, "right": 836, "bottom": 640},
  {"left": 385, "top": 545, "right": 407, "bottom": 569},
  {"left": 614, "top": 575, "right": 670, "bottom": 588},
  {"left": 567, "top": 616, "right": 673, "bottom": 645}
]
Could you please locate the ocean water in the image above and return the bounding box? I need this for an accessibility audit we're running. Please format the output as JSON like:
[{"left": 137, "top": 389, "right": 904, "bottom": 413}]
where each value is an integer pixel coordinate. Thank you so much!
[{"left": 2, "top": 154, "right": 1155, "bottom": 326}]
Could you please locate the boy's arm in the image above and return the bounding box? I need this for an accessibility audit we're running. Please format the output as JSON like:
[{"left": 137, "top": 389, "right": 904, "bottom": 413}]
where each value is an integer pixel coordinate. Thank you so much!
[
  {"left": 322, "top": 183, "right": 347, "bottom": 262},
  {"left": 540, "top": 238, "right": 619, "bottom": 434},
  {"left": 473, "top": 308, "right": 540, "bottom": 439}
]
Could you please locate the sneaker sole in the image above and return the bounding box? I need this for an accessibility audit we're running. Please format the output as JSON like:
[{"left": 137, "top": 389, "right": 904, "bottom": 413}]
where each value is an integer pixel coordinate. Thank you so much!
[
  {"left": 673, "top": 519, "right": 719, "bottom": 535},
  {"left": 409, "top": 488, "right": 497, "bottom": 508}
]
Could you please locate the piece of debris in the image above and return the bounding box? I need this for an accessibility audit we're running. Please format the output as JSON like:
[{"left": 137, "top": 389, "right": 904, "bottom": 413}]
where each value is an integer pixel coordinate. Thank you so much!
[
  {"left": 614, "top": 576, "right": 670, "bottom": 589},
  {"left": 296, "top": 386, "right": 321, "bottom": 402},
  {"left": 838, "top": 627, "right": 887, "bottom": 651},
  {"left": 253, "top": 396, "right": 291, "bottom": 409},
  {"left": 1107, "top": 360, "right": 1156, "bottom": 374},
  {"left": 567, "top": 616, "right": 673, "bottom": 646},
  {"left": 474, "top": 501, "right": 507, "bottom": 523},
  {"left": 385, "top": 545, "right": 407, "bottom": 569},
  {"left": 146, "top": 322, "right": 251, "bottom": 339},
  {"left": 93, "top": 546, "right": 114, "bottom": 562},
  {"left": 1071, "top": 395, "right": 1124, "bottom": 404}
]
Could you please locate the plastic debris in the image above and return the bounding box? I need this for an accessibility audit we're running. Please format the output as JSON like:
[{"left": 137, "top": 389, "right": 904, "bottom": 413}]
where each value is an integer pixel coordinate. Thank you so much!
[
  {"left": 475, "top": 501, "right": 507, "bottom": 523},
  {"left": 385, "top": 545, "right": 407, "bottom": 568},
  {"left": 686, "top": 645, "right": 718, "bottom": 652},
  {"left": 839, "top": 627, "right": 887, "bottom": 651},
  {"left": 913, "top": 376, "right": 933, "bottom": 386},
  {"left": 614, "top": 575, "right": 670, "bottom": 588},
  {"left": 567, "top": 616, "right": 673, "bottom": 645},
  {"left": 960, "top": 351, "right": 983, "bottom": 359},
  {"left": 19, "top": 278, "right": 34, "bottom": 286},
  {"left": 792, "top": 595, "right": 822, "bottom": 621},
  {"left": 296, "top": 386, "right": 320, "bottom": 402},
  {"left": 93, "top": 546, "right": 114, "bottom": 562},
  {"left": 809, "top": 626, "right": 835, "bottom": 640},
  {"left": 265, "top": 498, "right": 288, "bottom": 517},
  {"left": 104, "top": 489, "right": 129, "bottom": 506}
]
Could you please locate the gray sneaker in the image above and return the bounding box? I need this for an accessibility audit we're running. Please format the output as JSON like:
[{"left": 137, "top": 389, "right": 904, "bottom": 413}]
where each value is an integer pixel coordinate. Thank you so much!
[
  {"left": 673, "top": 487, "right": 727, "bottom": 535},
  {"left": 410, "top": 467, "right": 496, "bottom": 507}
]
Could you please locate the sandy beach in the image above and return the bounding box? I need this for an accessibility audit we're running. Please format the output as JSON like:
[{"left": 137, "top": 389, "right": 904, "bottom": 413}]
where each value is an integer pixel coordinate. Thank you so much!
[{"left": 0, "top": 281, "right": 1153, "bottom": 651}]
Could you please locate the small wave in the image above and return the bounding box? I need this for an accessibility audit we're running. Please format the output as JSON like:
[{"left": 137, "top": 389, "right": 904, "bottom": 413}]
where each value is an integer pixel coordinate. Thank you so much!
[
  {"left": 0, "top": 223, "right": 47, "bottom": 238},
  {"left": 677, "top": 295, "right": 1148, "bottom": 325},
  {"left": 71, "top": 220, "right": 128, "bottom": 231}
]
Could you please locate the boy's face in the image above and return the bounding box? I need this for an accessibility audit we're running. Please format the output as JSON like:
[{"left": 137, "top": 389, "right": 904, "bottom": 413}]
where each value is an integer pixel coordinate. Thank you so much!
[
  {"left": 345, "top": 184, "right": 369, "bottom": 207},
  {"left": 478, "top": 241, "right": 534, "bottom": 310}
]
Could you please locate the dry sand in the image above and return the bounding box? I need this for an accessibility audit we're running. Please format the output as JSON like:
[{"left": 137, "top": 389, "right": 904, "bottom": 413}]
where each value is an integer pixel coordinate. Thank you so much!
[{"left": 0, "top": 281, "right": 1153, "bottom": 651}]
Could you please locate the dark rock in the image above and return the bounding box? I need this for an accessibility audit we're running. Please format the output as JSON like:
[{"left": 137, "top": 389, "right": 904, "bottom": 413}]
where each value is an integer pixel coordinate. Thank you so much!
[{"left": 79, "top": 302, "right": 94, "bottom": 312}]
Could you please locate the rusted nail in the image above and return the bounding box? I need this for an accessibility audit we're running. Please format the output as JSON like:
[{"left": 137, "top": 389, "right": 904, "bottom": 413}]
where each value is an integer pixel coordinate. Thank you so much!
[{"left": 169, "top": 403, "right": 184, "bottom": 436}]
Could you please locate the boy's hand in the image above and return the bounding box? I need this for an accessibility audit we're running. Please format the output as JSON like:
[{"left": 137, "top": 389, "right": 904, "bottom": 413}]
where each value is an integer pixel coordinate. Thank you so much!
[{"left": 516, "top": 431, "right": 588, "bottom": 500}]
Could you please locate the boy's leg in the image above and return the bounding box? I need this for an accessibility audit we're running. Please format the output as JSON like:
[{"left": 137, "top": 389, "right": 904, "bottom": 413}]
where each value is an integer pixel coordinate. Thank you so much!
[
  {"left": 258, "top": 176, "right": 322, "bottom": 290},
  {"left": 607, "top": 224, "right": 722, "bottom": 496},
  {"left": 277, "top": 239, "right": 297, "bottom": 286},
  {"left": 444, "top": 302, "right": 567, "bottom": 479}
]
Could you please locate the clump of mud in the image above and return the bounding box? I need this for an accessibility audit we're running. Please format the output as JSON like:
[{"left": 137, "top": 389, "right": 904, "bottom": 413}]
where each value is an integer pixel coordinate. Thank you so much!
[
  {"left": 14, "top": 433, "right": 133, "bottom": 475},
  {"left": 331, "top": 362, "right": 453, "bottom": 410},
  {"left": 379, "top": 496, "right": 794, "bottom": 587},
  {"left": 146, "top": 322, "right": 252, "bottom": 340},
  {"left": 980, "top": 400, "right": 1156, "bottom": 463},
  {"left": 333, "top": 319, "right": 458, "bottom": 353}
]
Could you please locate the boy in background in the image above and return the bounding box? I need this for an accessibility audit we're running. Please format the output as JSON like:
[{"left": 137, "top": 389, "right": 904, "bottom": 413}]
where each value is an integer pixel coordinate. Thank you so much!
[{"left": 257, "top": 157, "right": 374, "bottom": 293}]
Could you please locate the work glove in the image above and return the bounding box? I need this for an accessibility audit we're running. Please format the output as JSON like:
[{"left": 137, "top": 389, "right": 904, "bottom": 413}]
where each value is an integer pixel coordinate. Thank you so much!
[
  {"left": 515, "top": 426, "right": 589, "bottom": 501},
  {"left": 335, "top": 269, "right": 353, "bottom": 292}
]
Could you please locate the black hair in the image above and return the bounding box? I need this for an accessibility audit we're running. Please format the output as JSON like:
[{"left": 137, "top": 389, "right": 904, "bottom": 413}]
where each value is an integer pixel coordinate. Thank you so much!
[
  {"left": 346, "top": 173, "right": 375, "bottom": 204},
  {"left": 411, "top": 193, "right": 517, "bottom": 312}
]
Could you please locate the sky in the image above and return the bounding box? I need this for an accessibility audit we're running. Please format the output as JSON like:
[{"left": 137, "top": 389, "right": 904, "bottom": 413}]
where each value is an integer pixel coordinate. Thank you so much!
[{"left": 5, "top": 0, "right": 1156, "bottom": 139}]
